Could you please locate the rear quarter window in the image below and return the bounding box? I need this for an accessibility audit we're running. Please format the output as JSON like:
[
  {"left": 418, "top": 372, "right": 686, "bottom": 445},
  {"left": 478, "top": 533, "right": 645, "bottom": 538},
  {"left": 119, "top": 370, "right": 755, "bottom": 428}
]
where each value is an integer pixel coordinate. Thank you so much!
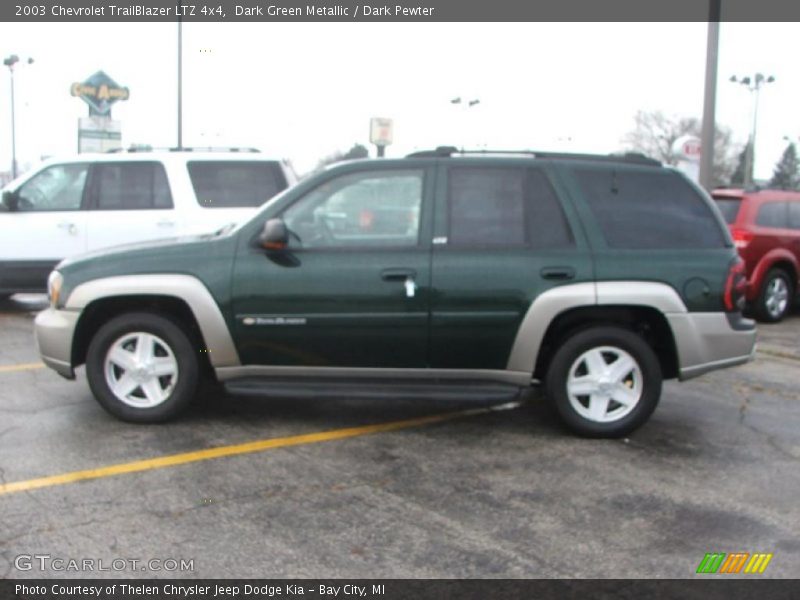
[
  {"left": 755, "top": 201, "right": 789, "bottom": 228},
  {"left": 188, "top": 161, "right": 287, "bottom": 208},
  {"left": 572, "top": 168, "right": 727, "bottom": 249},
  {"left": 712, "top": 197, "right": 741, "bottom": 225}
]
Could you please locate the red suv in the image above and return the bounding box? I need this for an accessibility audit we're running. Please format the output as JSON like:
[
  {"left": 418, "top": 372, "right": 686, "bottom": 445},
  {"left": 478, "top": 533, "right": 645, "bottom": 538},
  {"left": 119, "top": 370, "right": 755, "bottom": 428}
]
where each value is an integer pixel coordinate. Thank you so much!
[{"left": 713, "top": 188, "right": 800, "bottom": 322}]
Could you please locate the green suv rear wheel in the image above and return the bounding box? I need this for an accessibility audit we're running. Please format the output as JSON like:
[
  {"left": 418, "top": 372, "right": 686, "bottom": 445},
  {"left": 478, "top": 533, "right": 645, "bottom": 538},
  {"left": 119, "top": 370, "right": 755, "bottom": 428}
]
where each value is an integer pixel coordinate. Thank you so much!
[
  {"left": 545, "top": 326, "right": 662, "bottom": 438},
  {"left": 86, "top": 312, "right": 199, "bottom": 423}
]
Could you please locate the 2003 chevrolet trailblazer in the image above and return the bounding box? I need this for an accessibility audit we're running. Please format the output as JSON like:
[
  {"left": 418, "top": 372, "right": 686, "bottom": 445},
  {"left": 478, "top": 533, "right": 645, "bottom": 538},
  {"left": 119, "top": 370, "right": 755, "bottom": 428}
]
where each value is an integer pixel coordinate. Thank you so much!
[{"left": 34, "top": 147, "right": 756, "bottom": 437}]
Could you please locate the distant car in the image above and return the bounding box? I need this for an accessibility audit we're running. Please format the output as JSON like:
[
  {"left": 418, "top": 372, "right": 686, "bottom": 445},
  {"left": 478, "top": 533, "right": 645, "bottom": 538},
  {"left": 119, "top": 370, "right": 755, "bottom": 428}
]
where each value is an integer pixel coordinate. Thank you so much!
[
  {"left": 713, "top": 188, "right": 800, "bottom": 322},
  {"left": 0, "top": 147, "right": 297, "bottom": 298}
]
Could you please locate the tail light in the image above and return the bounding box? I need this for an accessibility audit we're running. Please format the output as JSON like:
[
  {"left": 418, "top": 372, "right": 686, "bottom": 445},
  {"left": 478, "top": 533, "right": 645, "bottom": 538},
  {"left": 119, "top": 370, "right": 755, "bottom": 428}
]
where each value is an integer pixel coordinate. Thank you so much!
[
  {"left": 731, "top": 228, "right": 754, "bottom": 249},
  {"left": 724, "top": 258, "right": 747, "bottom": 312}
]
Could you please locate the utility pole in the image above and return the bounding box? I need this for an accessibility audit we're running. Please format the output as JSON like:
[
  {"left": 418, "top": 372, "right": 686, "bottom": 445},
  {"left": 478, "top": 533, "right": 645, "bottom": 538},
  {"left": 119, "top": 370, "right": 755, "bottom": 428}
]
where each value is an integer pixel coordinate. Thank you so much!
[{"left": 698, "top": 0, "right": 720, "bottom": 191}]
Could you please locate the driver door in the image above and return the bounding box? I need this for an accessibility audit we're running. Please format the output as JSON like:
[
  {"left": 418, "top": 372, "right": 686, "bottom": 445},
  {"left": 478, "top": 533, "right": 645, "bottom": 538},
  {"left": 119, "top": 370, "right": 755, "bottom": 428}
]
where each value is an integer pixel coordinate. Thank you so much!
[
  {"left": 230, "top": 166, "right": 434, "bottom": 368},
  {"left": 0, "top": 163, "right": 89, "bottom": 291}
]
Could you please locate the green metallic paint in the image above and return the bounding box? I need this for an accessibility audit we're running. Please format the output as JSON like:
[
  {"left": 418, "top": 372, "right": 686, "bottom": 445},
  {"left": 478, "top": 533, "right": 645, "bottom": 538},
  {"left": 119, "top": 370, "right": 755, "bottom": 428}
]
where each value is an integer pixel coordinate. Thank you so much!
[
  {"left": 230, "top": 160, "right": 437, "bottom": 368},
  {"left": 50, "top": 155, "right": 742, "bottom": 377},
  {"left": 551, "top": 162, "right": 739, "bottom": 313},
  {"left": 428, "top": 162, "right": 594, "bottom": 369}
]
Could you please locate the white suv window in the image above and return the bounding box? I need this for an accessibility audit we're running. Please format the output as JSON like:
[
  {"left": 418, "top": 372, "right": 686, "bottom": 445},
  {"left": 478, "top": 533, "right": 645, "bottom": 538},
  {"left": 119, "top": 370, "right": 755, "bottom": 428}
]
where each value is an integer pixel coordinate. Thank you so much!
[
  {"left": 90, "top": 162, "right": 173, "bottom": 210},
  {"left": 16, "top": 164, "right": 89, "bottom": 212}
]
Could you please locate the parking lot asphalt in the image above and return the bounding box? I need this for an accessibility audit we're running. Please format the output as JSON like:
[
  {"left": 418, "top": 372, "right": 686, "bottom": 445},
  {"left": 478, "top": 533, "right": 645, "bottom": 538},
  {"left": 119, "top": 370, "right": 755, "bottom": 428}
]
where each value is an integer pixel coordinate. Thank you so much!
[{"left": 0, "top": 294, "right": 798, "bottom": 579}]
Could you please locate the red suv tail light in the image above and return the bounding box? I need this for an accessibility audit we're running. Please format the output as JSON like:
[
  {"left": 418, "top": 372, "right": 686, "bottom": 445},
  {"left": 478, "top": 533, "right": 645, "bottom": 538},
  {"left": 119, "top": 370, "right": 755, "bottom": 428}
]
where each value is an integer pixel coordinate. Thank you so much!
[
  {"left": 731, "top": 228, "right": 754, "bottom": 249},
  {"left": 724, "top": 258, "right": 747, "bottom": 312}
]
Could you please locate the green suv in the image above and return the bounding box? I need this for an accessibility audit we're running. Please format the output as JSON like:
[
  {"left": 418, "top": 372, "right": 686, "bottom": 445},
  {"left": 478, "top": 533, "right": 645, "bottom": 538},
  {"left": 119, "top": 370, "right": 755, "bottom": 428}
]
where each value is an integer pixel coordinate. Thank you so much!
[{"left": 34, "top": 147, "right": 757, "bottom": 437}]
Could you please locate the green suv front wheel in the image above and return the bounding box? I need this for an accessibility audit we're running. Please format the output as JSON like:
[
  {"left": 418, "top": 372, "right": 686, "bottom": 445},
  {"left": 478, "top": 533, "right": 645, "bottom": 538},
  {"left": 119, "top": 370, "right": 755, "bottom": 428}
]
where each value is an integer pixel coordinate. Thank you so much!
[
  {"left": 545, "top": 326, "right": 662, "bottom": 438},
  {"left": 86, "top": 312, "right": 199, "bottom": 423}
]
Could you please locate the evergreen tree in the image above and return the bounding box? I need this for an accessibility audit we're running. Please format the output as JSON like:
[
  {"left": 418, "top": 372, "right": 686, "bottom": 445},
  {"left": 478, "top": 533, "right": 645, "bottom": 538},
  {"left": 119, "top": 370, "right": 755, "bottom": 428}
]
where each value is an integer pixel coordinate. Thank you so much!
[
  {"left": 768, "top": 143, "right": 800, "bottom": 190},
  {"left": 729, "top": 143, "right": 750, "bottom": 187}
]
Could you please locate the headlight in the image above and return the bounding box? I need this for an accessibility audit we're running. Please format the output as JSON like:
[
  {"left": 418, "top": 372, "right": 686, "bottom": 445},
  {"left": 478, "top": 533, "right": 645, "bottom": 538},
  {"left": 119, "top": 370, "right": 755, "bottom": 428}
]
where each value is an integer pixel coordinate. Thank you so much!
[{"left": 47, "top": 270, "right": 63, "bottom": 308}]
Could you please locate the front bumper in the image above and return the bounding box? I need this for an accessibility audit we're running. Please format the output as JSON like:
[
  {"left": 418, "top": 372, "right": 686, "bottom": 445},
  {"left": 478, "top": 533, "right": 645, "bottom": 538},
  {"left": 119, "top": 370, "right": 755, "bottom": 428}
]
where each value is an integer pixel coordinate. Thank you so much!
[
  {"left": 34, "top": 307, "right": 79, "bottom": 380},
  {"left": 667, "top": 312, "right": 757, "bottom": 380}
]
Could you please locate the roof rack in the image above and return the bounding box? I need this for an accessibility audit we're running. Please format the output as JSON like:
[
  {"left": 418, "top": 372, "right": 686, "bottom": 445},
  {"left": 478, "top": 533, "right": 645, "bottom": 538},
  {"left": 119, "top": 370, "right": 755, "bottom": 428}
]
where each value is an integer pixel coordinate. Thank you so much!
[
  {"left": 406, "top": 146, "right": 661, "bottom": 166},
  {"left": 106, "top": 146, "right": 261, "bottom": 153}
]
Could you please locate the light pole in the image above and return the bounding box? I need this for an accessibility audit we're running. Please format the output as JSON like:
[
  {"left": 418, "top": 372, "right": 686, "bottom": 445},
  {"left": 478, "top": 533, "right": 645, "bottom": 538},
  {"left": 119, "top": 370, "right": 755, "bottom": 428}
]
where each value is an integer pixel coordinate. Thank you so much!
[
  {"left": 3, "top": 54, "right": 34, "bottom": 180},
  {"left": 730, "top": 73, "right": 775, "bottom": 187},
  {"left": 450, "top": 97, "right": 481, "bottom": 150}
]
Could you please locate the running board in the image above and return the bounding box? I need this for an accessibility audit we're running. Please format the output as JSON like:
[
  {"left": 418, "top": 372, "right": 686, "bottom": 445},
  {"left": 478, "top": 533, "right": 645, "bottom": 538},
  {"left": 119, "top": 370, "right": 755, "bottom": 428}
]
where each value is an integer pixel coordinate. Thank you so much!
[{"left": 223, "top": 377, "right": 523, "bottom": 402}]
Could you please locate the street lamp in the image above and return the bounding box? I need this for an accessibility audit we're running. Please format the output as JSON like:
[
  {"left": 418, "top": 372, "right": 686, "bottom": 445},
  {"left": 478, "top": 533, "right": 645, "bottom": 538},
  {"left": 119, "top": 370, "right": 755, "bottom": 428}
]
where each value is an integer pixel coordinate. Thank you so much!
[
  {"left": 730, "top": 73, "right": 775, "bottom": 187},
  {"left": 3, "top": 54, "right": 34, "bottom": 180},
  {"left": 450, "top": 97, "right": 481, "bottom": 150}
]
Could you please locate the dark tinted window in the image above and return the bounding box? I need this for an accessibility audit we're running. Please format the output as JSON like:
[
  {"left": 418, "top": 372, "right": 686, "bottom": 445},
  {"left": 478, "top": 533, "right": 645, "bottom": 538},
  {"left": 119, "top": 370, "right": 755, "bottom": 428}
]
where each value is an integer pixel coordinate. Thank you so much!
[
  {"left": 448, "top": 167, "right": 573, "bottom": 248},
  {"left": 755, "top": 201, "right": 789, "bottom": 228},
  {"left": 789, "top": 202, "right": 800, "bottom": 230},
  {"left": 713, "top": 198, "right": 742, "bottom": 224},
  {"left": 188, "top": 161, "right": 286, "bottom": 208},
  {"left": 573, "top": 168, "right": 726, "bottom": 249},
  {"left": 93, "top": 162, "right": 172, "bottom": 210},
  {"left": 527, "top": 169, "right": 574, "bottom": 248}
]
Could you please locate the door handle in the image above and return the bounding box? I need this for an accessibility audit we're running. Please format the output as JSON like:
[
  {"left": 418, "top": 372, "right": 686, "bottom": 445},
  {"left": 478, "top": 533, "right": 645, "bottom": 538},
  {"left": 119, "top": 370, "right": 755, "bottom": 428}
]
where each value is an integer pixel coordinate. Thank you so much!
[
  {"left": 157, "top": 220, "right": 176, "bottom": 227},
  {"left": 57, "top": 221, "right": 78, "bottom": 236},
  {"left": 381, "top": 268, "right": 416, "bottom": 281},
  {"left": 540, "top": 266, "right": 576, "bottom": 280},
  {"left": 381, "top": 268, "right": 417, "bottom": 298}
]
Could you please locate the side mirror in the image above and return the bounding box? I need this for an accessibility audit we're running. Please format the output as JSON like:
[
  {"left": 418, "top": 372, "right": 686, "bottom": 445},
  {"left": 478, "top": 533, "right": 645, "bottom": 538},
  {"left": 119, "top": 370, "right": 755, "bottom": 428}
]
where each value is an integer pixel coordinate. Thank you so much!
[
  {"left": 2, "top": 190, "right": 18, "bottom": 212},
  {"left": 259, "top": 218, "right": 289, "bottom": 250}
]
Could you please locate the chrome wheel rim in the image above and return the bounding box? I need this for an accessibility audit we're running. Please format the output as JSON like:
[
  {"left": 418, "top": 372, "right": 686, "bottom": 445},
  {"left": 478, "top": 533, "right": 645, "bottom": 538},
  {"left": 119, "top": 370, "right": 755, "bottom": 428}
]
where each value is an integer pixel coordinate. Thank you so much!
[
  {"left": 566, "top": 346, "right": 643, "bottom": 423},
  {"left": 104, "top": 332, "right": 178, "bottom": 408},
  {"left": 765, "top": 277, "right": 789, "bottom": 319}
]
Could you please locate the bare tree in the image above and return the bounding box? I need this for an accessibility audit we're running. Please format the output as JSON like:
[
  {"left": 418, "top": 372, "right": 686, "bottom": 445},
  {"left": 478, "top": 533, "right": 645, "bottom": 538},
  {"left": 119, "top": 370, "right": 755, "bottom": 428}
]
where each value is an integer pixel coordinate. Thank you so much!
[{"left": 622, "top": 110, "right": 741, "bottom": 188}]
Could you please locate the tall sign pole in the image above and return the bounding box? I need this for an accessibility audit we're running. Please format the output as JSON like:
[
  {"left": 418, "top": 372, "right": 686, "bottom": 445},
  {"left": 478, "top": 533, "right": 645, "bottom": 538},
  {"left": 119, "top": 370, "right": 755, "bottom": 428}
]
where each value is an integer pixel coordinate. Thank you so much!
[
  {"left": 177, "top": 3, "right": 183, "bottom": 150},
  {"left": 699, "top": 0, "right": 721, "bottom": 191},
  {"left": 9, "top": 64, "right": 16, "bottom": 178}
]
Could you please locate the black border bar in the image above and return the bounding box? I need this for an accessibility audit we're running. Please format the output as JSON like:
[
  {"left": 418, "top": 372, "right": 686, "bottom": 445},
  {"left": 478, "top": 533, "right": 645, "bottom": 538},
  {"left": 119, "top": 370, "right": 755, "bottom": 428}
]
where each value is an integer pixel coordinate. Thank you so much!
[
  {"left": 4, "top": 0, "right": 800, "bottom": 22},
  {"left": 4, "top": 580, "right": 800, "bottom": 600}
]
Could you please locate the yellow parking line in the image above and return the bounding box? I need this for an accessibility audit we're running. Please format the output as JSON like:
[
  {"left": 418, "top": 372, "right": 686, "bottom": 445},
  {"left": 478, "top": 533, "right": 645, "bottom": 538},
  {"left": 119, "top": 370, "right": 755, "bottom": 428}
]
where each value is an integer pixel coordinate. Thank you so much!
[
  {"left": 0, "top": 401, "right": 520, "bottom": 497},
  {"left": 0, "top": 362, "right": 44, "bottom": 373}
]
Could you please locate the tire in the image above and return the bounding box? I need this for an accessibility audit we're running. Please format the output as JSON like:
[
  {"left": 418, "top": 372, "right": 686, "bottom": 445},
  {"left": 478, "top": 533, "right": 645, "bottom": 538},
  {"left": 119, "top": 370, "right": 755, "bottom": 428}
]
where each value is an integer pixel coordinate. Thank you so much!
[
  {"left": 86, "top": 312, "right": 199, "bottom": 423},
  {"left": 545, "top": 326, "right": 662, "bottom": 438},
  {"left": 755, "top": 268, "right": 793, "bottom": 323}
]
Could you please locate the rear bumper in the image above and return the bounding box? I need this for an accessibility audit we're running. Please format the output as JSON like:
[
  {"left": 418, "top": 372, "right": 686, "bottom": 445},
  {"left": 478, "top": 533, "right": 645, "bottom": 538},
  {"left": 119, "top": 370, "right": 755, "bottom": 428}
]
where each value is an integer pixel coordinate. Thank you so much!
[
  {"left": 666, "top": 312, "right": 757, "bottom": 380},
  {"left": 34, "top": 307, "right": 79, "bottom": 380}
]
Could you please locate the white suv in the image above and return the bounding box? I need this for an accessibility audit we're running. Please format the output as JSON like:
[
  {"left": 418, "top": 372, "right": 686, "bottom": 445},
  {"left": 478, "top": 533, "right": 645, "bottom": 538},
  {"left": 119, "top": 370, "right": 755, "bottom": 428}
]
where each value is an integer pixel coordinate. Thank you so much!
[{"left": 0, "top": 148, "right": 296, "bottom": 296}]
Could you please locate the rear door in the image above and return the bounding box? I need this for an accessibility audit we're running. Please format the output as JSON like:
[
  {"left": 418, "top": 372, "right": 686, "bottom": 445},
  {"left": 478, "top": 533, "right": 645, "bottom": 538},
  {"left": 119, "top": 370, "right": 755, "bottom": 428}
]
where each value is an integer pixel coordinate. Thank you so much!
[
  {"left": 84, "top": 161, "right": 177, "bottom": 250},
  {"left": 429, "top": 163, "right": 592, "bottom": 370}
]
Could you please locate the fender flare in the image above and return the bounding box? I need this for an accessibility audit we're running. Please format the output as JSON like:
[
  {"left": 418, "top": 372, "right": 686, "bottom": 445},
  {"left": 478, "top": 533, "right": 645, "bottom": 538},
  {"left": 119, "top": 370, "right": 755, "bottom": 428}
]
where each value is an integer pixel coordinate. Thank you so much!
[
  {"left": 505, "top": 281, "right": 686, "bottom": 373},
  {"left": 67, "top": 274, "right": 240, "bottom": 367}
]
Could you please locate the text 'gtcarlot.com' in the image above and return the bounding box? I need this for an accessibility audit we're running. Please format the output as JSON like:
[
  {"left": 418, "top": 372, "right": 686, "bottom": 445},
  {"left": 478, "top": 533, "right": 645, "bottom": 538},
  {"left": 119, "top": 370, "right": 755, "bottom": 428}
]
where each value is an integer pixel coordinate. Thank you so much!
[{"left": 13, "top": 553, "right": 194, "bottom": 572}]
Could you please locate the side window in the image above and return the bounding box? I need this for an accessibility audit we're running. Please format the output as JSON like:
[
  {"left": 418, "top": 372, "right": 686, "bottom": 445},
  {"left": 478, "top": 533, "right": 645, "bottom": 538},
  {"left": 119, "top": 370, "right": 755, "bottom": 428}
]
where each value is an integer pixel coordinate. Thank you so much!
[
  {"left": 448, "top": 167, "right": 573, "bottom": 248},
  {"left": 91, "top": 162, "right": 173, "bottom": 210},
  {"left": 573, "top": 168, "right": 727, "bottom": 249},
  {"left": 282, "top": 170, "right": 423, "bottom": 248},
  {"left": 187, "top": 161, "right": 286, "bottom": 208},
  {"left": 755, "top": 201, "right": 789, "bottom": 228},
  {"left": 15, "top": 164, "right": 88, "bottom": 211},
  {"left": 789, "top": 202, "right": 800, "bottom": 230},
  {"left": 527, "top": 169, "right": 574, "bottom": 248}
]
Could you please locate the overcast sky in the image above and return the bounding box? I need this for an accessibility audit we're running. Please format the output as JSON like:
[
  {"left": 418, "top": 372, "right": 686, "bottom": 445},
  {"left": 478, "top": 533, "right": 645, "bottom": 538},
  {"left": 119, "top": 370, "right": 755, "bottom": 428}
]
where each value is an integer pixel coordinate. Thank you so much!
[{"left": 0, "top": 21, "right": 798, "bottom": 177}]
